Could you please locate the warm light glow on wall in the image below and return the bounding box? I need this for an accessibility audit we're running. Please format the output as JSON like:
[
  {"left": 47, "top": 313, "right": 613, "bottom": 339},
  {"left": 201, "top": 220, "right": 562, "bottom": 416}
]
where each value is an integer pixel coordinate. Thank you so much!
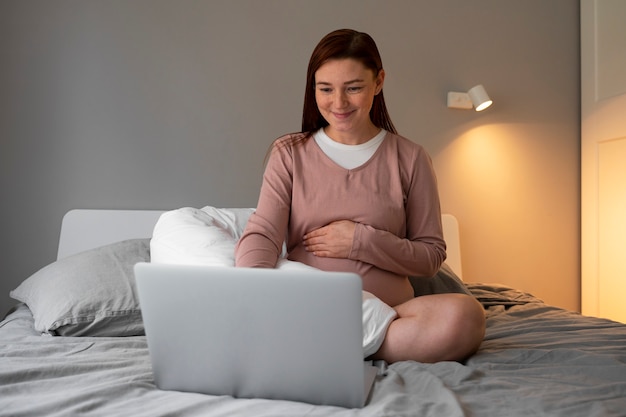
[
  {"left": 597, "top": 138, "right": 626, "bottom": 323},
  {"left": 445, "top": 125, "right": 527, "bottom": 199},
  {"left": 434, "top": 123, "right": 576, "bottom": 310}
]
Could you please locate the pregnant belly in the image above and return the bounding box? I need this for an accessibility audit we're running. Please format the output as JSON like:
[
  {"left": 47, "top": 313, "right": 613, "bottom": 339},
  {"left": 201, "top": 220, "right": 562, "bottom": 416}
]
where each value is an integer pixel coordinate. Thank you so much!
[{"left": 288, "top": 247, "right": 414, "bottom": 306}]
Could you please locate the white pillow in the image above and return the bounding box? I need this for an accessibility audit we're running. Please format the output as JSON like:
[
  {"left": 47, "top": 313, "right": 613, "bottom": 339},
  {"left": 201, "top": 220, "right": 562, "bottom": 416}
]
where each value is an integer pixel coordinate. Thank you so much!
[{"left": 150, "top": 206, "right": 254, "bottom": 266}]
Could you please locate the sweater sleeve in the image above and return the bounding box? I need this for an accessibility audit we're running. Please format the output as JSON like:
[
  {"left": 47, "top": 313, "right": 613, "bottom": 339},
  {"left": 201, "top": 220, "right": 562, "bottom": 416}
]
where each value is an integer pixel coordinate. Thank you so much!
[
  {"left": 348, "top": 145, "right": 447, "bottom": 277},
  {"left": 235, "top": 141, "right": 292, "bottom": 268}
]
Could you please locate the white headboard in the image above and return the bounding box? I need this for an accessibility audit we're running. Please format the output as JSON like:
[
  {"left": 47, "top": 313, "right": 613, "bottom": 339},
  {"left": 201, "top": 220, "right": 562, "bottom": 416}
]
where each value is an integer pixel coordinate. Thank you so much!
[
  {"left": 57, "top": 209, "right": 463, "bottom": 279},
  {"left": 57, "top": 209, "right": 166, "bottom": 260},
  {"left": 441, "top": 214, "right": 463, "bottom": 280}
]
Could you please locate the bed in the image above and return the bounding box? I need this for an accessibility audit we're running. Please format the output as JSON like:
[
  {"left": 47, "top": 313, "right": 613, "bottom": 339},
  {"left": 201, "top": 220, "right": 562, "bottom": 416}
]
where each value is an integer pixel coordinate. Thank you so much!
[{"left": 2, "top": 208, "right": 626, "bottom": 417}]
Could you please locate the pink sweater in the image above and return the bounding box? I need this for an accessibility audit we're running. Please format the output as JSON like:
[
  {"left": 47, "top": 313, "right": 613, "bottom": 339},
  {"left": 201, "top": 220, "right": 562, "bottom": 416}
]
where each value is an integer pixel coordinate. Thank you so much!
[{"left": 235, "top": 131, "right": 446, "bottom": 306}]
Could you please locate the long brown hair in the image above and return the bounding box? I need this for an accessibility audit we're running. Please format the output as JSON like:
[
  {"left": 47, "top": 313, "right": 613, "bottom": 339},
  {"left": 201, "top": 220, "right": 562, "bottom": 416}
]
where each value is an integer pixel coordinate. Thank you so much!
[{"left": 302, "top": 29, "right": 397, "bottom": 135}]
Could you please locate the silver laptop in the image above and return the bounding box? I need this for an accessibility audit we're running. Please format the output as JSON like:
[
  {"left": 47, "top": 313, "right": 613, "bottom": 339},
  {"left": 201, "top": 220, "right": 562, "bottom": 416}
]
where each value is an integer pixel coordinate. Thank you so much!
[{"left": 134, "top": 262, "right": 377, "bottom": 408}]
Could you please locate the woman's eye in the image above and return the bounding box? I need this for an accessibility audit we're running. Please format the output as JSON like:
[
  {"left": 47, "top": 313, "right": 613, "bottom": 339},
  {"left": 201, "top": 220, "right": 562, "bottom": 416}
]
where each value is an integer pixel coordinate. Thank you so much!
[
  {"left": 347, "top": 86, "right": 364, "bottom": 93},
  {"left": 319, "top": 88, "right": 332, "bottom": 93}
]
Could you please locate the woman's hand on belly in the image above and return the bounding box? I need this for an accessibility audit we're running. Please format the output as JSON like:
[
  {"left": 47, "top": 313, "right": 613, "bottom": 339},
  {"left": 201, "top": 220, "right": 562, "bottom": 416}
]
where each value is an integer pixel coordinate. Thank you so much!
[
  {"left": 298, "top": 224, "right": 415, "bottom": 306},
  {"left": 302, "top": 220, "right": 356, "bottom": 258}
]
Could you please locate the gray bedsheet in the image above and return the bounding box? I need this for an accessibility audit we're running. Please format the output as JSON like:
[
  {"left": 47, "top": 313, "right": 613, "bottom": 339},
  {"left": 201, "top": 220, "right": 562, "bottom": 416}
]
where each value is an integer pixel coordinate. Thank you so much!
[{"left": 1, "top": 284, "right": 626, "bottom": 417}]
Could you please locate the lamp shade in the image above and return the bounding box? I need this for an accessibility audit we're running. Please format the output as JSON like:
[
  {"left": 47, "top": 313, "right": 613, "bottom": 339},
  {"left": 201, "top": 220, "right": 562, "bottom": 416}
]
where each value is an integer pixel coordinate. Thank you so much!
[{"left": 467, "top": 84, "right": 492, "bottom": 111}]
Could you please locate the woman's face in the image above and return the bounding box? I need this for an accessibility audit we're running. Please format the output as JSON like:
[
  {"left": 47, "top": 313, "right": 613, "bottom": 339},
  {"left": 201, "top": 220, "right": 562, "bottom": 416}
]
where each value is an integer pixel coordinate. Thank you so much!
[{"left": 314, "top": 58, "right": 384, "bottom": 144}]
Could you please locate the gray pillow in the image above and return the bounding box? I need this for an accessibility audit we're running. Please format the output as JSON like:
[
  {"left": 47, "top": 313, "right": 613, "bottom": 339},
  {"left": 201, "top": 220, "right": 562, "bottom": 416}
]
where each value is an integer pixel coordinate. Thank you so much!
[
  {"left": 10, "top": 239, "right": 150, "bottom": 337},
  {"left": 409, "top": 262, "right": 473, "bottom": 297}
]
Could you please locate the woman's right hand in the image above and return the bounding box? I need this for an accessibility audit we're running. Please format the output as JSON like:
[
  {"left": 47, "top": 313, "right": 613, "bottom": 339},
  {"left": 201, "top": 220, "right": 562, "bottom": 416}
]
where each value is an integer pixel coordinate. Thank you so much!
[{"left": 302, "top": 220, "right": 356, "bottom": 259}]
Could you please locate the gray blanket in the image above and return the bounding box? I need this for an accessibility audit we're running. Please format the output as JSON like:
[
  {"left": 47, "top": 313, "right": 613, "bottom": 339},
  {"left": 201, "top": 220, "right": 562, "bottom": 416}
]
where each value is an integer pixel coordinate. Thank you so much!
[{"left": 1, "top": 284, "right": 626, "bottom": 417}]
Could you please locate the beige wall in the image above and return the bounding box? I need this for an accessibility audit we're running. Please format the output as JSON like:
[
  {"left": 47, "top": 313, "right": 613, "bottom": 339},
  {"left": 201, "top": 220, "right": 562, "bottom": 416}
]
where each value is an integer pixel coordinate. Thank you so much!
[{"left": 0, "top": 0, "right": 580, "bottom": 315}]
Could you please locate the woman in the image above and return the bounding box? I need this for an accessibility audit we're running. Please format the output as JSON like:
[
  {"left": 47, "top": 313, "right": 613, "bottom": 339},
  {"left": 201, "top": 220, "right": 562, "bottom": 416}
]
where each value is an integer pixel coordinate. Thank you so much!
[{"left": 235, "top": 29, "right": 485, "bottom": 363}]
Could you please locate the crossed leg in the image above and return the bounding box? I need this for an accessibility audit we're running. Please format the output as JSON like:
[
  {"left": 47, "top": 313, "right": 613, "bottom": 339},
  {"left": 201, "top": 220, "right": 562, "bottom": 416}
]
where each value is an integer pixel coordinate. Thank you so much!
[{"left": 370, "top": 293, "right": 486, "bottom": 364}]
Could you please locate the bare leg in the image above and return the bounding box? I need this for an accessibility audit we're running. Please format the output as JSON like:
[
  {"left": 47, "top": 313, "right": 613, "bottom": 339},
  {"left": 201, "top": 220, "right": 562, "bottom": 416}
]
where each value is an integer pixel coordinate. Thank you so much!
[{"left": 370, "top": 293, "right": 485, "bottom": 363}]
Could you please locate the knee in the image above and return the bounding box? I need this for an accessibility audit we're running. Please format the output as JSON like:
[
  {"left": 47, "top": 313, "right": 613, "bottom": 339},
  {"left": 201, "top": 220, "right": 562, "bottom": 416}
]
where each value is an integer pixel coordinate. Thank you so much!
[
  {"left": 376, "top": 294, "right": 485, "bottom": 364},
  {"left": 445, "top": 294, "right": 486, "bottom": 360}
]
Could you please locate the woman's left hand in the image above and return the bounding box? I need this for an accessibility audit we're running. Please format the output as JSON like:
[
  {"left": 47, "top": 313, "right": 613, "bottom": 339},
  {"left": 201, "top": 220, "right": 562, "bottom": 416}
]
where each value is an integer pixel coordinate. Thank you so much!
[{"left": 303, "top": 220, "right": 356, "bottom": 258}]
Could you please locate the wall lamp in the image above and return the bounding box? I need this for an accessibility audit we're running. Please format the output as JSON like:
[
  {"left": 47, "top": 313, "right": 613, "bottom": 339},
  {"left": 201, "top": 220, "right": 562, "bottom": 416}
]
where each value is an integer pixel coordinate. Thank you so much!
[{"left": 447, "top": 84, "right": 493, "bottom": 111}]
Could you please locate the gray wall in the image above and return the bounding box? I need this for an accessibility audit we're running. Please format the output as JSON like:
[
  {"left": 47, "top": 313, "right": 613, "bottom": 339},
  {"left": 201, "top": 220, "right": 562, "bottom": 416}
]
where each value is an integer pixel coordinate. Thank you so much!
[{"left": 0, "top": 0, "right": 580, "bottom": 316}]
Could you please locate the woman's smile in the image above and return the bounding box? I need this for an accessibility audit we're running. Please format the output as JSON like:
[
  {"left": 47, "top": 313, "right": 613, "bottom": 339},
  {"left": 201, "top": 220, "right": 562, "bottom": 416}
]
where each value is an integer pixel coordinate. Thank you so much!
[{"left": 333, "top": 110, "right": 355, "bottom": 119}]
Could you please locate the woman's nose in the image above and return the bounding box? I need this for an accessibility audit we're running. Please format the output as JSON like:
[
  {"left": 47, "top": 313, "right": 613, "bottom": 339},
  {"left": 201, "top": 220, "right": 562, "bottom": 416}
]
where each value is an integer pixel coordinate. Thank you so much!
[{"left": 334, "top": 91, "right": 349, "bottom": 108}]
